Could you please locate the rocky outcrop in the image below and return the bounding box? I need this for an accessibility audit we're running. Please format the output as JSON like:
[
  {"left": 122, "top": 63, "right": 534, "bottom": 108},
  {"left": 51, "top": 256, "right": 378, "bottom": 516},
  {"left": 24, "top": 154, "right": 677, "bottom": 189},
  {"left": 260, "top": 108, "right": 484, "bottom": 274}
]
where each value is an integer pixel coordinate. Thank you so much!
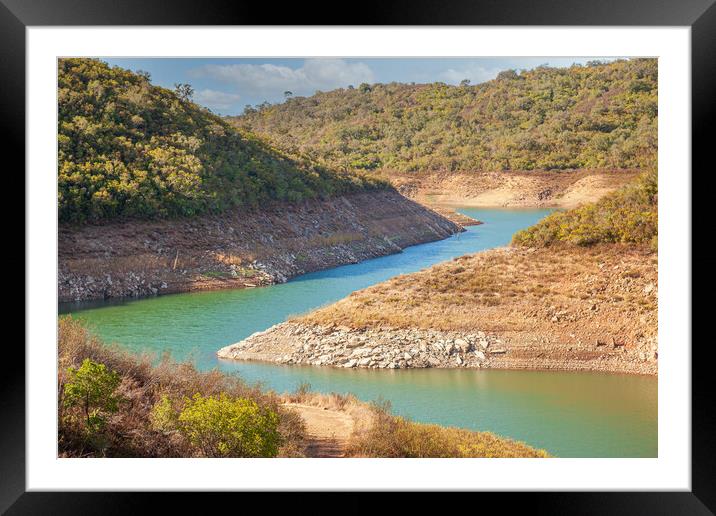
[
  {"left": 217, "top": 321, "right": 657, "bottom": 375},
  {"left": 59, "top": 190, "right": 463, "bottom": 302},
  {"left": 218, "top": 323, "right": 501, "bottom": 369}
]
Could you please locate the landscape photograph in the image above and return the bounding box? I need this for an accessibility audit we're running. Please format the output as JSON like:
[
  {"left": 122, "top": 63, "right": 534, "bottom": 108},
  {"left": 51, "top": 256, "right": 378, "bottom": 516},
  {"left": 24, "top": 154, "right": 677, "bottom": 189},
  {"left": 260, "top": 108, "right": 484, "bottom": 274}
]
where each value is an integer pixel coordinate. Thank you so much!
[{"left": 57, "top": 56, "right": 658, "bottom": 459}]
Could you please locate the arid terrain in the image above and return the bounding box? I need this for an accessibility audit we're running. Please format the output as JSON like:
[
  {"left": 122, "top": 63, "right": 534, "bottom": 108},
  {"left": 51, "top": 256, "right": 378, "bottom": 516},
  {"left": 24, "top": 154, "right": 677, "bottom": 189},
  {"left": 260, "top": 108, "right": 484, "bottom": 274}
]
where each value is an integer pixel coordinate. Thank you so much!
[
  {"left": 219, "top": 244, "right": 657, "bottom": 375},
  {"left": 59, "top": 190, "right": 463, "bottom": 302},
  {"left": 386, "top": 169, "right": 641, "bottom": 209}
]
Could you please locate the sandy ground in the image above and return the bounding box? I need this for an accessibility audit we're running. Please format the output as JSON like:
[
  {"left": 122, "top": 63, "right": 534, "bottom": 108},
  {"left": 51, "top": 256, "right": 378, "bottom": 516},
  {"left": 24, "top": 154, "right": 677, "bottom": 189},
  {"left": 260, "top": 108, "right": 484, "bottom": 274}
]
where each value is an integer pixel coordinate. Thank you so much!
[
  {"left": 387, "top": 169, "right": 641, "bottom": 209},
  {"left": 283, "top": 403, "right": 355, "bottom": 457}
]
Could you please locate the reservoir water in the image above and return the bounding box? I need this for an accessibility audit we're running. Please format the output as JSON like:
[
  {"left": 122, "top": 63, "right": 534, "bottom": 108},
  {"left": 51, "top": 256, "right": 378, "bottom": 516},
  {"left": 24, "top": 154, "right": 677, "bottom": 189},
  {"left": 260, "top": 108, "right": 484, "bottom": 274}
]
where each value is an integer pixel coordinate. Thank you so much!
[{"left": 60, "top": 208, "right": 657, "bottom": 457}]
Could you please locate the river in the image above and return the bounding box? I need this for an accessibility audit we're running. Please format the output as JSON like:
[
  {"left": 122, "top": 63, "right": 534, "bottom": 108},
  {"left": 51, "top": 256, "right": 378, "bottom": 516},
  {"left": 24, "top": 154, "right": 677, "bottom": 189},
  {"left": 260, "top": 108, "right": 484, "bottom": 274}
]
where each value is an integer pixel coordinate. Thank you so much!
[{"left": 60, "top": 208, "right": 657, "bottom": 457}]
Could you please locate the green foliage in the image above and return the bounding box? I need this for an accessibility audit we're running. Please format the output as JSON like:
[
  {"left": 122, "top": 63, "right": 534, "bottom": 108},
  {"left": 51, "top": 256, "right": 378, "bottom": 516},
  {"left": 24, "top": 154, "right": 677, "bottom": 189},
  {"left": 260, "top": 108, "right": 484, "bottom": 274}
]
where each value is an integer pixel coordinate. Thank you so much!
[
  {"left": 63, "top": 358, "right": 122, "bottom": 434},
  {"left": 233, "top": 59, "right": 657, "bottom": 174},
  {"left": 177, "top": 393, "right": 281, "bottom": 457},
  {"left": 150, "top": 395, "right": 179, "bottom": 433},
  {"left": 512, "top": 169, "right": 657, "bottom": 248},
  {"left": 58, "top": 58, "right": 388, "bottom": 223}
]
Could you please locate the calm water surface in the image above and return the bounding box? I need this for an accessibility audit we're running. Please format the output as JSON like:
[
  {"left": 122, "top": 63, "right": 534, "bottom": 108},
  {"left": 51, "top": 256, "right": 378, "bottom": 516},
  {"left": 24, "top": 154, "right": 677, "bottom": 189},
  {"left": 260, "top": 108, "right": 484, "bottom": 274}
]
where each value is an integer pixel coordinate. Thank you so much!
[{"left": 61, "top": 208, "right": 657, "bottom": 457}]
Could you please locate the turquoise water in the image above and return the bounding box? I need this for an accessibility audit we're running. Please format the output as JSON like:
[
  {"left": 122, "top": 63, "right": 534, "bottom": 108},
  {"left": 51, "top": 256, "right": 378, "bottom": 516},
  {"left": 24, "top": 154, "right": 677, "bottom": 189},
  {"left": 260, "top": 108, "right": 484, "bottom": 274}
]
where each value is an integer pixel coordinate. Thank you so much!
[{"left": 61, "top": 208, "right": 657, "bottom": 457}]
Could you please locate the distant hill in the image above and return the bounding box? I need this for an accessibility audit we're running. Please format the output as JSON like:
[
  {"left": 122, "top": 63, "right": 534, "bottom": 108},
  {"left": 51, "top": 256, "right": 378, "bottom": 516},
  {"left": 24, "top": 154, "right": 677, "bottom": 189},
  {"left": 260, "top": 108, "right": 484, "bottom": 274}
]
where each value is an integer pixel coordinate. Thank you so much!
[
  {"left": 231, "top": 59, "right": 657, "bottom": 175},
  {"left": 58, "top": 59, "right": 387, "bottom": 223}
]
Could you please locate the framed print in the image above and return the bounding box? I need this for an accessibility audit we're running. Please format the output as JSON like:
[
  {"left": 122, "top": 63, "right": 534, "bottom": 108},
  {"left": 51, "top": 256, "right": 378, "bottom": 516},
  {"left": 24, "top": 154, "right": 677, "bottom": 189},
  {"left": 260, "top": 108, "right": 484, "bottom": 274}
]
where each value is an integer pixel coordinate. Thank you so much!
[{"left": 7, "top": 0, "right": 713, "bottom": 511}]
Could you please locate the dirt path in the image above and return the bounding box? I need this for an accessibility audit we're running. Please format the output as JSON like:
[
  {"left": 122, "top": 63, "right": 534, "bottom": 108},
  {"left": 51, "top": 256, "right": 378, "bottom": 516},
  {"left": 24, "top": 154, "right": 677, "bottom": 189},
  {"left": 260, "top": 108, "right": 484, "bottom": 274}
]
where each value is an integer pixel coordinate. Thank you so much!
[{"left": 283, "top": 403, "right": 355, "bottom": 458}]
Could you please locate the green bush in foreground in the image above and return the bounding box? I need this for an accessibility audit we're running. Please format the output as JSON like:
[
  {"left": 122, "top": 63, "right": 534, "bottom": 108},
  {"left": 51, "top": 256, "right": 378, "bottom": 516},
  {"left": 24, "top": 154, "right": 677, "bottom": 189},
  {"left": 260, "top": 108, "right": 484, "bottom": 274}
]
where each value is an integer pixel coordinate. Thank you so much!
[
  {"left": 175, "top": 393, "right": 281, "bottom": 458},
  {"left": 512, "top": 169, "right": 657, "bottom": 248},
  {"left": 63, "top": 358, "right": 123, "bottom": 435}
]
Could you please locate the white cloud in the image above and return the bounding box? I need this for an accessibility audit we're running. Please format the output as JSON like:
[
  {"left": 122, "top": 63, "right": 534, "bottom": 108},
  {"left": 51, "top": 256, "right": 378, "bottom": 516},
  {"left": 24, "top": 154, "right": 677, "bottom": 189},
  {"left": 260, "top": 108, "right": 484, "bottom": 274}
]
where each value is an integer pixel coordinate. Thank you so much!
[
  {"left": 437, "top": 58, "right": 618, "bottom": 86},
  {"left": 193, "top": 89, "right": 242, "bottom": 112},
  {"left": 438, "top": 65, "right": 503, "bottom": 85},
  {"left": 189, "top": 59, "right": 375, "bottom": 101}
]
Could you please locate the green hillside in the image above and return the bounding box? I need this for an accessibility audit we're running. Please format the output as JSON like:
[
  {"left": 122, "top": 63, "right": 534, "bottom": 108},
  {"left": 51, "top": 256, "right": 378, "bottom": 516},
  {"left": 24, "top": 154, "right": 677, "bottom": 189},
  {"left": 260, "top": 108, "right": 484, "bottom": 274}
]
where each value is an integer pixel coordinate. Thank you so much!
[
  {"left": 512, "top": 168, "right": 657, "bottom": 248},
  {"left": 58, "top": 59, "right": 387, "bottom": 223},
  {"left": 232, "top": 59, "right": 657, "bottom": 174}
]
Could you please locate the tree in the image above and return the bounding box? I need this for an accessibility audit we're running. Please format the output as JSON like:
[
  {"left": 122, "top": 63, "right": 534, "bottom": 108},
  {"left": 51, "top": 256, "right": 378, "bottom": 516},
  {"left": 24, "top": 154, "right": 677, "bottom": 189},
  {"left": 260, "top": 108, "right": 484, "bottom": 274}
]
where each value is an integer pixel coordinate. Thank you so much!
[
  {"left": 496, "top": 69, "right": 519, "bottom": 81},
  {"left": 177, "top": 393, "right": 281, "bottom": 457},
  {"left": 283, "top": 91, "right": 293, "bottom": 99},
  {"left": 358, "top": 83, "right": 372, "bottom": 93},
  {"left": 63, "top": 359, "right": 122, "bottom": 434},
  {"left": 459, "top": 79, "right": 471, "bottom": 87},
  {"left": 174, "top": 83, "right": 194, "bottom": 101}
]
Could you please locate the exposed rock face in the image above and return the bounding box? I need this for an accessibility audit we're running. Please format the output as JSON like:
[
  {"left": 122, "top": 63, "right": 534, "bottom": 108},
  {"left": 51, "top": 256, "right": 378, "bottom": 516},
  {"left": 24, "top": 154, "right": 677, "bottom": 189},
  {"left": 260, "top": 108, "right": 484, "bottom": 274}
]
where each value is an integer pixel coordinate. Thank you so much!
[
  {"left": 218, "top": 323, "right": 504, "bottom": 369},
  {"left": 390, "top": 169, "right": 641, "bottom": 209},
  {"left": 59, "top": 190, "right": 463, "bottom": 302},
  {"left": 217, "top": 321, "right": 657, "bottom": 375}
]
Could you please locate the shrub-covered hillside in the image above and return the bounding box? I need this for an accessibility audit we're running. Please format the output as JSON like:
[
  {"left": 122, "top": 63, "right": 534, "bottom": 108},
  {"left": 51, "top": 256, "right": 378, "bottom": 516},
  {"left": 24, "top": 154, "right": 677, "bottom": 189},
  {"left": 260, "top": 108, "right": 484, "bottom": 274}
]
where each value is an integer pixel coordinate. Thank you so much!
[
  {"left": 58, "top": 59, "right": 387, "bottom": 223},
  {"left": 233, "top": 59, "right": 657, "bottom": 174},
  {"left": 512, "top": 169, "right": 657, "bottom": 248}
]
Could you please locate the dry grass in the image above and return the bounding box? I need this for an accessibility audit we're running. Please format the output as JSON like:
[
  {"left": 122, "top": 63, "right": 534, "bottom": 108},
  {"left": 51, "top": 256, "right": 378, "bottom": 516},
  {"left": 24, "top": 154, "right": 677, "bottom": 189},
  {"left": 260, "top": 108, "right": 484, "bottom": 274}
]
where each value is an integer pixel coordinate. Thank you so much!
[
  {"left": 296, "top": 244, "right": 657, "bottom": 337},
  {"left": 282, "top": 384, "right": 375, "bottom": 436},
  {"left": 284, "top": 387, "right": 548, "bottom": 457},
  {"left": 345, "top": 400, "right": 549, "bottom": 458},
  {"left": 59, "top": 320, "right": 554, "bottom": 457},
  {"left": 58, "top": 317, "right": 307, "bottom": 457}
]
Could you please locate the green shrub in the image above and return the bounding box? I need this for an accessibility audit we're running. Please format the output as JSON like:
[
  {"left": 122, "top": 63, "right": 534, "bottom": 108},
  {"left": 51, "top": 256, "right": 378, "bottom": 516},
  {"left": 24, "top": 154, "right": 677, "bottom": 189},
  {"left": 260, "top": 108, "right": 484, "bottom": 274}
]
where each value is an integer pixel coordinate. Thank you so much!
[
  {"left": 177, "top": 393, "right": 281, "bottom": 457},
  {"left": 234, "top": 59, "right": 657, "bottom": 174},
  {"left": 512, "top": 169, "right": 657, "bottom": 248},
  {"left": 58, "top": 58, "right": 389, "bottom": 223},
  {"left": 63, "top": 358, "right": 122, "bottom": 434},
  {"left": 150, "top": 395, "right": 179, "bottom": 433}
]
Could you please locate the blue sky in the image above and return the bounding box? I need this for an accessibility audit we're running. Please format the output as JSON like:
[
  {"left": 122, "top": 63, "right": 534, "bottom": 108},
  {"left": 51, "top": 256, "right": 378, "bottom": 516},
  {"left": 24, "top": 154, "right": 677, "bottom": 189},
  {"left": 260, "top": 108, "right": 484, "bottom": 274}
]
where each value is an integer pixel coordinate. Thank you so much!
[{"left": 103, "top": 57, "right": 617, "bottom": 116}]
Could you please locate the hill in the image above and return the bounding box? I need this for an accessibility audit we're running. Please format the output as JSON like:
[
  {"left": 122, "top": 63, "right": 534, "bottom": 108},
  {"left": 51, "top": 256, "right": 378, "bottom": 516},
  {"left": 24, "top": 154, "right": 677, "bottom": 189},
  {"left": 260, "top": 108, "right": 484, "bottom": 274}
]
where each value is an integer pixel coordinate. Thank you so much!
[
  {"left": 232, "top": 59, "right": 657, "bottom": 175},
  {"left": 219, "top": 171, "right": 658, "bottom": 375},
  {"left": 58, "top": 59, "right": 387, "bottom": 223},
  {"left": 512, "top": 168, "right": 657, "bottom": 248}
]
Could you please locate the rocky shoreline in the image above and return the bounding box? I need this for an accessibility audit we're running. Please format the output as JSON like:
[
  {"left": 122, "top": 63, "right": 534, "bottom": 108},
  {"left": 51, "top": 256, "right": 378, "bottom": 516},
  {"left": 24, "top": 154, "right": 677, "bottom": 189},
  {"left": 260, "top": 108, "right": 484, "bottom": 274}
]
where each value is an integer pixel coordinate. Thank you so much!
[
  {"left": 217, "top": 321, "right": 657, "bottom": 375},
  {"left": 59, "top": 190, "right": 465, "bottom": 302},
  {"left": 218, "top": 244, "right": 658, "bottom": 376}
]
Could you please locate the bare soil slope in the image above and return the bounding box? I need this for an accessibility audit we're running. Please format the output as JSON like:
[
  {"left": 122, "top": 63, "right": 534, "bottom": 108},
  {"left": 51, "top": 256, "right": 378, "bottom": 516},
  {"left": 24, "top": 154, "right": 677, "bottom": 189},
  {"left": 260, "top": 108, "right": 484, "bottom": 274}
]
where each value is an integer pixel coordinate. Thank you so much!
[
  {"left": 220, "top": 245, "right": 657, "bottom": 375},
  {"left": 59, "top": 190, "right": 462, "bottom": 302},
  {"left": 388, "top": 169, "right": 641, "bottom": 209},
  {"left": 283, "top": 403, "right": 354, "bottom": 457}
]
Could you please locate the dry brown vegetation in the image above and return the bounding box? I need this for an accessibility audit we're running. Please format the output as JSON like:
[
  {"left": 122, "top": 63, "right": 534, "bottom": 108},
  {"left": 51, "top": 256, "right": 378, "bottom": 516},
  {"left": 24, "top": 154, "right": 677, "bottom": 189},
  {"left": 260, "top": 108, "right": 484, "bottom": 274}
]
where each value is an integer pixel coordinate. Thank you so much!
[
  {"left": 284, "top": 389, "right": 548, "bottom": 458},
  {"left": 295, "top": 244, "right": 657, "bottom": 374},
  {"left": 59, "top": 319, "right": 551, "bottom": 457},
  {"left": 58, "top": 317, "right": 307, "bottom": 458},
  {"left": 345, "top": 400, "right": 549, "bottom": 458},
  {"left": 298, "top": 245, "right": 656, "bottom": 333}
]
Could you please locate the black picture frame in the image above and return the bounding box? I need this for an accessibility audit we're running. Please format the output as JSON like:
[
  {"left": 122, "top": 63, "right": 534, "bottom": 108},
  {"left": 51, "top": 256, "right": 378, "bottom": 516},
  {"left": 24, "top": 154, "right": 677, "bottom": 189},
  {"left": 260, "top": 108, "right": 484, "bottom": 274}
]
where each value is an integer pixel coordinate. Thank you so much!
[{"left": 6, "top": 0, "right": 712, "bottom": 512}]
